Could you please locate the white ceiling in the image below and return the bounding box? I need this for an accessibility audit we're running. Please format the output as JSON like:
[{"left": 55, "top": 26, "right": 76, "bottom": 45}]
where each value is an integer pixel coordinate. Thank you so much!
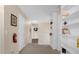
[{"left": 19, "top": 5, "right": 59, "bottom": 22}]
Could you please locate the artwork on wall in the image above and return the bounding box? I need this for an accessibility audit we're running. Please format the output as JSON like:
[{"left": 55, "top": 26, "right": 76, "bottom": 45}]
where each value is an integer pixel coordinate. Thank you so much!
[
  {"left": 77, "top": 38, "right": 79, "bottom": 48},
  {"left": 62, "top": 28, "right": 69, "bottom": 34},
  {"left": 11, "top": 14, "right": 17, "bottom": 26},
  {"left": 34, "top": 27, "right": 38, "bottom": 31}
]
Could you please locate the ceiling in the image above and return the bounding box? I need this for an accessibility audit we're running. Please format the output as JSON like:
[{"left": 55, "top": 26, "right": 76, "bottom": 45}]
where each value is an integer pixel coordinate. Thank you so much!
[{"left": 19, "top": 5, "right": 59, "bottom": 22}]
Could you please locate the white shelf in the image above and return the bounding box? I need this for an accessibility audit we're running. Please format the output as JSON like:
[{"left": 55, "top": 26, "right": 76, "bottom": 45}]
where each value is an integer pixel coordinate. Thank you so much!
[
  {"left": 67, "top": 22, "right": 79, "bottom": 28},
  {"left": 67, "top": 19, "right": 79, "bottom": 25},
  {"left": 62, "top": 35, "right": 78, "bottom": 38},
  {"left": 63, "top": 10, "right": 79, "bottom": 20},
  {"left": 62, "top": 6, "right": 79, "bottom": 20},
  {"left": 61, "top": 39, "right": 76, "bottom": 48},
  {"left": 62, "top": 29, "right": 79, "bottom": 38},
  {"left": 62, "top": 35, "right": 76, "bottom": 43},
  {"left": 62, "top": 21, "right": 79, "bottom": 29}
]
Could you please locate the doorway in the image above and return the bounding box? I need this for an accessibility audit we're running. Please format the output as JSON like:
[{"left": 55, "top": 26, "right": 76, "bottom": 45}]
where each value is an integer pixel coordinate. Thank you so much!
[{"left": 31, "top": 23, "right": 39, "bottom": 44}]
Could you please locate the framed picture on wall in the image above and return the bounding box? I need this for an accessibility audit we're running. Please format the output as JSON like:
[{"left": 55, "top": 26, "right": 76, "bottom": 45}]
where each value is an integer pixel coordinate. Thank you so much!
[{"left": 11, "top": 14, "right": 17, "bottom": 26}]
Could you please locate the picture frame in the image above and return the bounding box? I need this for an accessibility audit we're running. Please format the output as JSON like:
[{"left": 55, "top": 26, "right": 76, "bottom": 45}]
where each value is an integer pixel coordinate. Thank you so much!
[{"left": 11, "top": 14, "right": 17, "bottom": 26}]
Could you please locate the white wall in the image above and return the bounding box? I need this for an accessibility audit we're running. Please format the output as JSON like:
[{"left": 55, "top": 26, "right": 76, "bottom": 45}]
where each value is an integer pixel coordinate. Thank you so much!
[
  {"left": 50, "top": 12, "right": 61, "bottom": 51},
  {"left": 25, "top": 20, "right": 31, "bottom": 44},
  {"left": 61, "top": 5, "right": 79, "bottom": 54},
  {"left": 17, "top": 14, "right": 26, "bottom": 51},
  {"left": 0, "top": 5, "right": 4, "bottom": 53},
  {"left": 4, "top": 5, "right": 28, "bottom": 53},
  {"left": 31, "top": 21, "right": 50, "bottom": 45},
  {"left": 50, "top": 13, "right": 58, "bottom": 49},
  {"left": 38, "top": 21, "right": 50, "bottom": 45},
  {"left": 4, "top": 5, "right": 19, "bottom": 53},
  {"left": 57, "top": 9, "right": 62, "bottom": 51}
]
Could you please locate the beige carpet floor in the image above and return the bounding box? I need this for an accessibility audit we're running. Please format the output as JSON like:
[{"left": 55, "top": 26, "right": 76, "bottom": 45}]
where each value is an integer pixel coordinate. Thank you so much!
[{"left": 19, "top": 44, "right": 60, "bottom": 54}]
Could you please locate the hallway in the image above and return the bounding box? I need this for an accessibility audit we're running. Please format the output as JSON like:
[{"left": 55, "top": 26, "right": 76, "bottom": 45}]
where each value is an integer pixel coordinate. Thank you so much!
[
  {"left": 0, "top": 5, "right": 61, "bottom": 54},
  {"left": 20, "top": 44, "right": 60, "bottom": 54},
  {"left": 1, "top": 5, "right": 79, "bottom": 54}
]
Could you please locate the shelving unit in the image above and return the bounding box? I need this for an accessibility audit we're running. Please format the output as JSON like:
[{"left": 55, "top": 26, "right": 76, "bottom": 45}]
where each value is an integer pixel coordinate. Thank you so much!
[{"left": 61, "top": 5, "right": 79, "bottom": 54}]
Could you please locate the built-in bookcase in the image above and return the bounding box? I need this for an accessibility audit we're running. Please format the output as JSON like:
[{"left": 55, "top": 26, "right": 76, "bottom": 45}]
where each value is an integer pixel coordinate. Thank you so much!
[{"left": 61, "top": 5, "right": 79, "bottom": 54}]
